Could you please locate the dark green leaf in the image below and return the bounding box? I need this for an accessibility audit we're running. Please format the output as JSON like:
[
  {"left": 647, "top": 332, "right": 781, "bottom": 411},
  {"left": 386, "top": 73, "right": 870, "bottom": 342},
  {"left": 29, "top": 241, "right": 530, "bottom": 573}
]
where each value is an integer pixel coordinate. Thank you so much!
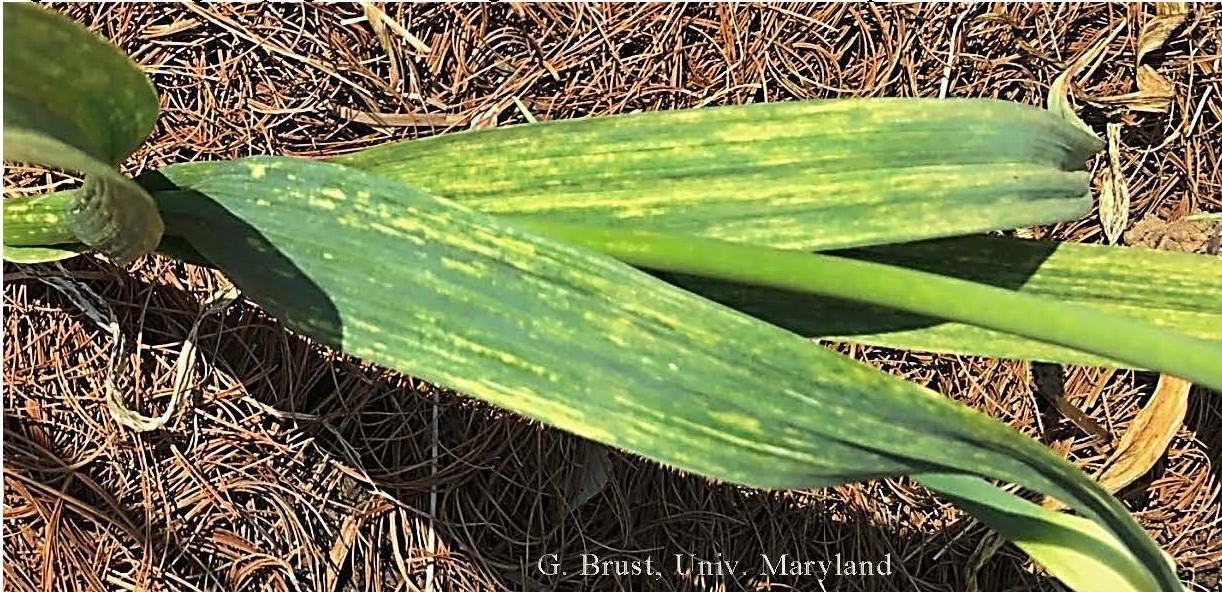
[{"left": 2, "top": 4, "right": 162, "bottom": 262}]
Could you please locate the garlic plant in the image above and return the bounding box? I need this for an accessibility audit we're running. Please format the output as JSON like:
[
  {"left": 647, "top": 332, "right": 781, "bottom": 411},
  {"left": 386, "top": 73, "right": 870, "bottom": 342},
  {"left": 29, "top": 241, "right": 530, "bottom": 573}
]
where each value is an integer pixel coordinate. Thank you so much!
[{"left": 6, "top": 6, "right": 1220, "bottom": 591}]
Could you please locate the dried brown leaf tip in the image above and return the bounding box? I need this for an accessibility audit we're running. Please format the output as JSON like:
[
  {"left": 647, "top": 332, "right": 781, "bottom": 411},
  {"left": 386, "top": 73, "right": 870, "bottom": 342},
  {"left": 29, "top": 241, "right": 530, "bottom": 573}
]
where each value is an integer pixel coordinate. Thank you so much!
[
  {"left": 1137, "top": 2, "right": 1191, "bottom": 64},
  {"left": 1093, "top": 375, "right": 1192, "bottom": 495},
  {"left": 1041, "top": 374, "right": 1192, "bottom": 512},
  {"left": 1096, "top": 3, "right": 1190, "bottom": 113},
  {"left": 1095, "top": 64, "right": 1176, "bottom": 113},
  {"left": 1047, "top": 24, "right": 1119, "bottom": 133}
]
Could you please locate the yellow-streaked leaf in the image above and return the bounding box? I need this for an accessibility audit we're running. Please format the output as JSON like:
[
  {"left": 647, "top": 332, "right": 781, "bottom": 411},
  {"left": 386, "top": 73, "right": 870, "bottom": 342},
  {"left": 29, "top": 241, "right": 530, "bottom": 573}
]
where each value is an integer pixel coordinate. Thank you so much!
[
  {"left": 143, "top": 156, "right": 1183, "bottom": 591},
  {"left": 338, "top": 98, "right": 1102, "bottom": 252},
  {"left": 662, "top": 235, "right": 1222, "bottom": 367}
]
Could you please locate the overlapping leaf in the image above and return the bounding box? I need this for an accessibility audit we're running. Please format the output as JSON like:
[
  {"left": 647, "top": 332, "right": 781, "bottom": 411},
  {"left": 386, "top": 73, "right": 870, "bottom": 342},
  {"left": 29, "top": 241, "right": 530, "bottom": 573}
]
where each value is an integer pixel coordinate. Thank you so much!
[
  {"left": 919, "top": 473, "right": 1166, "bottom": 592},
  {"left": 336, "top": 104, "right": 1222, "bottom": 367},
  {"left": 519, "top": 220, "right": 1221, "bottom": 390},
  {"left": 665, "top": 235, "right": 1222, "bottom": 366},
  {"left": 2, "top": 3, "right": 162, "bottom": 262},
  {"left": 141, "top": 157, "right": 1181, "bottom": 591},
  {"left": 0, "top": 8, "right": 1203, "bottom": 590}
]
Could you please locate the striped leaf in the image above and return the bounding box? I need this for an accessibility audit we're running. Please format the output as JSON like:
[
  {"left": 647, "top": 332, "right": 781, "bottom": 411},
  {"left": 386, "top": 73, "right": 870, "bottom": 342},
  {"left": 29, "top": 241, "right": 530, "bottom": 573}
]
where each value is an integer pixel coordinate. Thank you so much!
[
  {"left": 141, "top": 156, "right": 1181, "bottom": 591},
  {"left": 664, "top": 235, "right": 1222, "bottom": 366},
  {"left": 2, "top": 193, "right": 83, "bottom": 262},
  {"left": 0, "top": 8, "right": 1191, "bottom": 590},
  {"left": 2, "top": 3, "right": 162, "bottom": 262},
  {"left": 334, "top": 104, "right": 1222, "bottom": 367},
  {"left": 9, "top": 187, "right": 1219, "bottom": 373},
  {"left": 335, "top": 98, "right": 1101, "bottom": 251},
  {"left": 519, "top": 221, "right": 1222, "bottom": 390}
]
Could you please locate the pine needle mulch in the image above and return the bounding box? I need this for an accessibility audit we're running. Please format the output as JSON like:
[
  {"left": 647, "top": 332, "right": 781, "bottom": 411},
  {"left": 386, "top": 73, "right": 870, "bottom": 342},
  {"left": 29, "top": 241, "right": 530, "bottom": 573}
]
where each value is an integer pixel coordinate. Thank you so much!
[{"left": 4, "top": 4, "right": 1220, "bottom": 591}]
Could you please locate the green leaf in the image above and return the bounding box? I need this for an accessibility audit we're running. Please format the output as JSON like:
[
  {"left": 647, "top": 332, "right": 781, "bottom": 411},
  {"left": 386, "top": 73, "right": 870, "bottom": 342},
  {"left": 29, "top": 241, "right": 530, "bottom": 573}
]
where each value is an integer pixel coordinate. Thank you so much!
[
  {"left": 13, "top": 188, "right": 1218, "bottom": 371},
  {"left": 2, "top": 192, "right": 77, "bottom": 245},
  {"left": 141, "top": 156, "right": 1180, "bottom": 591},
  {"left": 918, "top": 474, "right": 1163, "bottom": 592},
  {"left": 519, "top": 220, "right": 1222, "bottom": 392},
  {"left": 2, "top": 4, "right": 162, "bottom": 262},
  {"left": 3, "top": 4, "right": 156, "bottom": 167},
  {"left": 2, "top": 244, "right": 85, "bottom": 263},
  {"left": 335, "top": 98, "right": 1102, "bottom": 251},
  {"left": 2, "top": 192, "right": 84, "bottom": 263},
  {"left": 667, "top": 235, "right": 1222, "bottom": 366},
  {"left": 333, "top": 98, "right": 1222, "bottom": 367}
]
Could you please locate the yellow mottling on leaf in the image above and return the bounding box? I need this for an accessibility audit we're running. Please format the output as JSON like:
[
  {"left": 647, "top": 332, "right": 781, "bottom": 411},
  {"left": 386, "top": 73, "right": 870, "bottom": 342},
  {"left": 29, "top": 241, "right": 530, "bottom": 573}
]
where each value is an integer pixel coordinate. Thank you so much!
[
  {"left": 709, "top": 411, "right": 764, "bottom": 435},
  {"left": 444, "top": 334, "right": 559, "bottom": 381},
  {"left": 441, "top": 256, "right": 487, "bottom": 277},
  {"left": 250, "top": 164, "right": 267, "bottom": 179},
  {"left": 617, "top": 205, "right": 669, "bottom": 219},
  {"left": 351, "top": 318, "right": 384, "bottom": 334},
  {"left": 390, "top": 216, "right": 430, "bottom": 234},
  {"left": 368, "top": 221, "right": 414, "bottom": 241},
  {"left": 451, "top": 377, "right": 619, "bottom": 446},
  {"left": 308, "top": 197, "right": 338, "bottom": 211}
]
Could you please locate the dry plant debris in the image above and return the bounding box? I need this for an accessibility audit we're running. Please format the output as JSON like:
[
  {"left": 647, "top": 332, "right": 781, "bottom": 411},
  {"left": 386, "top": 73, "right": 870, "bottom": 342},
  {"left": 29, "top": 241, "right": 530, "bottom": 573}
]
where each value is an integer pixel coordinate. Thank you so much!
[
  {"left": 1097, "top": 376, "right": 1195, "bottom": 495},
  {"left": 4, "top": 3, "right": 1221, "bottom": 591}
]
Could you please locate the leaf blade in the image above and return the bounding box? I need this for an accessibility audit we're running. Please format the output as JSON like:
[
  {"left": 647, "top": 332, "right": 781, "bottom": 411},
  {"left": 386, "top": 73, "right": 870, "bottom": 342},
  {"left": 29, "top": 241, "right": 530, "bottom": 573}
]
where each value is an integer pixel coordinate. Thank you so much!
[
  {"left": 2, "top": 4, "right": 163, "bottom": 262},
  {"left": 919, "top": 473, "right": 1163, "bottom": 592},
  {"left": 667, "top": 235, "right": 1222, "bottom": 366},
  {"left": 3, "top": 4, "right": 158, "bottom": 166},
  {"left": 9, "top": 190, "right": 1218, "bottom": 370},
  {"left": 336, "top": 98, "right": 1102, "bottom": 251},
  {"left": 146, "top": 156, "right": 1180, "bottom": 591},
  {"left": 517, "top": 220, "right": 1222, "bottom": 391}
]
